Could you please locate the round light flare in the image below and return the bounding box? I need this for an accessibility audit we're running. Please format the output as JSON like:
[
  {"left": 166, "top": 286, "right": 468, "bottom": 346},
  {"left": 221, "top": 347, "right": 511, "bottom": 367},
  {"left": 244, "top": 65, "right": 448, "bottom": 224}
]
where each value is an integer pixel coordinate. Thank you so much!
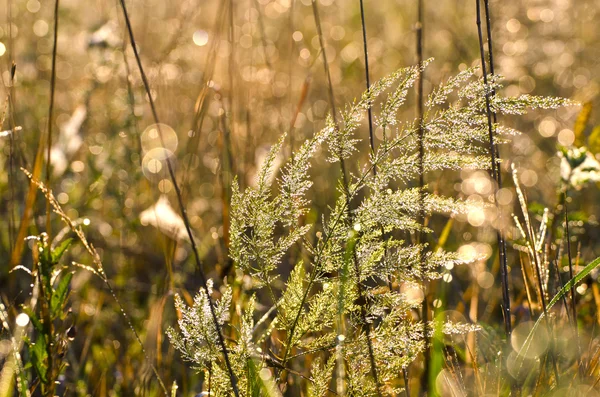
[
  {"left": 553, "top": 327, "right": 580, "bottom": 363},
  {"left": 193, "top": 30, "right": 209, "bottom": 46},
  {"left": 520, "top": 169, "right": 538, "bottom": 187},
  {"left": 473, "top": 176, "right": 492, "bottom": 195},
  {"left": 147, "top": 158, "right": 163, "bottom": 174},
  {"left": 15, "top": 313, "right": 30, "bottom": 327},
  {"left": 458, "top": 244, "right": 477, "bottom": 262},
  {"left": 511, "top": 321, "right": 549, "bottom": 360},
  {"left": 141, "top": 123, "right": 178, "bottom": 154},
  {"left": 259, "top": 368, "right": 272, "bottom": 380},
  {"left": 539, "top": 117, "right": 557, "bottom": 137},
  {"left": 506, "top": 350, "right": 540, "bottom": 382},
  {"left": 401, "top": 283, "right": 424, "bottom": 304},
  {"left": 506, "top": 18, "right": 521, "bottom": 33},
  {"left": 496, "top": 188, "right": 513, "bottom": 206},
  {"left": 142, "top": 148, "right": 175, "bottom": 182},
  {"left": 476, "top": 271, "right": 494, "bottom": 289},
  {"left": 435, "top": 369, "right": 463, "bottom": 396},
  {"left": 557, "top": 129, "right": 575, "bottom": 146},
  {"left": 292, "top": 31, "right": 303, "bottom": 42},
  {"left": 577, "top": 284, "right": 588, "bottom": 295},
  {"left": 475, "top": 243, "right": 493, "bottom": 261},
  {"left": 467, "top": 208, "right": 486, "bottom": 227},
  {"left": 158, "top": 178, "right": 173, "bottom": 193}
]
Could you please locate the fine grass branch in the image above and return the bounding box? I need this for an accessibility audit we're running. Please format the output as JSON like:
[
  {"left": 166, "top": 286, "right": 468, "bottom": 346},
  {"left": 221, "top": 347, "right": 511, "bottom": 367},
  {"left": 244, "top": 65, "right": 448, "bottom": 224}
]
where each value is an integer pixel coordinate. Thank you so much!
[{"left": 166, "top": 62, "right": 576, "bottom": 395}]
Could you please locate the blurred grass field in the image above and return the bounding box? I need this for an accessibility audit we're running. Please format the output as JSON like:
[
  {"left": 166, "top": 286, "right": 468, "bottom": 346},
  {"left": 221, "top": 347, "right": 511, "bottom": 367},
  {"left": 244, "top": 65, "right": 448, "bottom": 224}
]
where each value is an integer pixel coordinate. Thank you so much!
[{"left": 1, "top": 0, "right": 600, "bottom": 395}]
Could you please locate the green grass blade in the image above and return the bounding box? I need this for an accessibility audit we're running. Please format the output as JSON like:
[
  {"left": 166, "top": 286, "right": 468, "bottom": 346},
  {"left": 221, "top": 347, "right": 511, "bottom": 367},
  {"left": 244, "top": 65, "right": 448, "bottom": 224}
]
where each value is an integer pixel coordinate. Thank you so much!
[{"left": 516, "top": 255, "right": 600, "bottom": 374}]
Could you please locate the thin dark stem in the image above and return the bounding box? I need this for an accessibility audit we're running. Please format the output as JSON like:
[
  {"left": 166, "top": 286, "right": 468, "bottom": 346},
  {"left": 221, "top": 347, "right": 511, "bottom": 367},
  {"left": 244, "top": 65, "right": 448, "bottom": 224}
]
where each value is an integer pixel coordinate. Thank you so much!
[
  {"left": 358, "top": 4, "right": 384, "bottom": 389},
  {"left": 45, "top": 0, "right": 60, "bottom": 242},
  {"left": 359, "top": 1, "right": 393, "bottom": 334},
  {"left": 482, "top": 2, "right": 511, "bottom": 337},
  {"left": 8, "top": 64, "right": 16, "bottom": 254},
  {"left": 416, "top": 0, "right": 430, "bottom": 394},
  {"left": 311, "top": 0, "right": 337, "bottom": 122},
  {"left": 311, "top": 0, "right": 380, "bottom": 392},
  {"left": 228, "top": 0, "right": 235, "bottom": 141},
  {"left": 416, "top": 0, "right": 424, "bottom": 188},
  {"left": 117, "top": 1, "right": 239, "bottom": 395},
  {"left": 476, "top": 0, "right": 511, "bottom": 337},
  {"left": 218, "top": 98, "right": 235, "bottom": 258},
  {"left": 529, "top": 233, "right": 560, "bottom": 383},
  {"left": 222, "top": 0, "right": 236, "bottom": 259},
  {"left": 122, "top": 39, "right": 143, "bottom": 164},
  {"left": 37, "top": 254, "right": 55, "bottom": 396},
  {"left": 403, "top": 367, "right": 411, "bottom": 396},
  {"left": 565, "top": 193, "right": 584, "bottom": 378},
  {"left": 288, "top": 0, "right": 296, "bottom": 157},
  {"left": 359, "top": 0, "right": 375, "bottom": 167},
  {"left": 7, "top": 0, "right": 17, "bottom": 254},
  {"left": 482, "top": 0, "right": 496, "bottom": 80},
  {"left": 564, "top": 193, "right": 577, "bottom": 325},
  {"left": 208, "top": 363, "right": 212, "bottom": 396},
  {"left": 482, "top": 0, "right": 499, "bottom": 142}
]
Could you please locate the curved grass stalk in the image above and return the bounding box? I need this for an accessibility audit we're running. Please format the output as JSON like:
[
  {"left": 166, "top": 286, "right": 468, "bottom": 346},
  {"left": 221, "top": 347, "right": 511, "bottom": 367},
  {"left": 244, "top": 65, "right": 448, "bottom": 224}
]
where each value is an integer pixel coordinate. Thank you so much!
[
  {"left": 116, "top": 0, "right": 240, "bottom": 394},
  {"left": 22, "top": 169, "right": 169, "bottom": 395},
  {"left": 516, "top": 255, "right": 600, "bottom": 377}
]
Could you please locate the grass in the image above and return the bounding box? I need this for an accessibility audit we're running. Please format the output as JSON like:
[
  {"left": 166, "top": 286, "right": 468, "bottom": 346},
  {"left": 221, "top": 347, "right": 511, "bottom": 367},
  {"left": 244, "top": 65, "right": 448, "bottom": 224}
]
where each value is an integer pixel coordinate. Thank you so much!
[{"left": 1, "top": 0, "right": 600, "bottom": 396}]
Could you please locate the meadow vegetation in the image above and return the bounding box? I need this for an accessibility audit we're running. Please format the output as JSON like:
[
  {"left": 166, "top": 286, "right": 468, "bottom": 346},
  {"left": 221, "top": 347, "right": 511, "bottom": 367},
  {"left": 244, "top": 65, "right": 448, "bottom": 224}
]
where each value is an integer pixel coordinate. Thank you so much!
[{"left": 1, "top": 0, "right": 600, "bottom": 395}]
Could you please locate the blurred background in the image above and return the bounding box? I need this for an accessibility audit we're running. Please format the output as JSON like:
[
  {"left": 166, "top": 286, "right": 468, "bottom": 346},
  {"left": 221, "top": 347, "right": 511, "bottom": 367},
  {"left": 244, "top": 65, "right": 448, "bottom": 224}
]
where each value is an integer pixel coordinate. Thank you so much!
[{"left": 0, "top": 0, "right": 599, "bottom": 394}]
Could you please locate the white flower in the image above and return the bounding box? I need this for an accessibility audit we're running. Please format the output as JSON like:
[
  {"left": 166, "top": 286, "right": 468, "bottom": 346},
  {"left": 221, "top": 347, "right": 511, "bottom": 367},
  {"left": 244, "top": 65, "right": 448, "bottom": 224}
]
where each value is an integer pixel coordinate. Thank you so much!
[
  {"left": 559, "top": 146, "right": 600, "bottom": 189},
  {"left": 88, "top": 21, "right": 122, "bottom": 49},
  {"left": 50, "top": 105, "right": 86, "bottom": 177},
  {"left": 140, "top": 195, "right": 195, "bottom": 242}
]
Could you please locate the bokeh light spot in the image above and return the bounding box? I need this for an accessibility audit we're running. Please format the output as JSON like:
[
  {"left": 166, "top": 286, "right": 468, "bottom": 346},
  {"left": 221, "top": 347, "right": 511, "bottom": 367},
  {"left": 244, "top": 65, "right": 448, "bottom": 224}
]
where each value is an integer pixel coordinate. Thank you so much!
[{"left": 193, "top": 30, "right": 209, "bottom": 46}]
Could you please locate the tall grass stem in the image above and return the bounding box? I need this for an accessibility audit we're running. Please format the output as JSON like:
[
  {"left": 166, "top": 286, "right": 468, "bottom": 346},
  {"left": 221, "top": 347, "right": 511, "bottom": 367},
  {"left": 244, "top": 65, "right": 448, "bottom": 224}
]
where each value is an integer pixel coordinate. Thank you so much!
[
  {"left": 311, "top": 0, "right": 381, "bottom": 391},
  {"left": 45, "top": 0, "right": 60, "bottom": 243},
  {"left": 359, "top": 0, "right": 375, "bottom": 166},
  {"left": 476, "top": 0, "right": 511, "bottom": 337},
  {"left": 117, "top": 0, "right": 240, "bottom": 394}
]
